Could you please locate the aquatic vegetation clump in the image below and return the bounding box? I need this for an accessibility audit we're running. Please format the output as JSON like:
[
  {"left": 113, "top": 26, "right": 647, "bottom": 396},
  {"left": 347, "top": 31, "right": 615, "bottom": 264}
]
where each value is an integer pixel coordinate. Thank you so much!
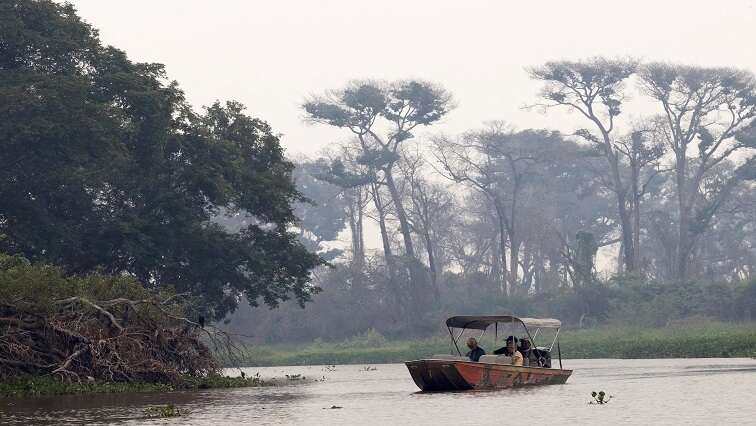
[
  {"left": 144, "top": 404, "right": 184, "bottom": 418},
  {"left": 590, "top": 391, "right": 612, "bottom": 404}
]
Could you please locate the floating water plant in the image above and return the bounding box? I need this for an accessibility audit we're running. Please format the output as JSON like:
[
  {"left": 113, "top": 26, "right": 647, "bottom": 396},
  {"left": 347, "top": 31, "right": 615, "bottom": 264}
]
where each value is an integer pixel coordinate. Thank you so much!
[
  {"left": 144, "top": 404, "right": 183, "bottom": 418},
  {"left": 590, "top": 391, "right": 612, "bottom": 404}
]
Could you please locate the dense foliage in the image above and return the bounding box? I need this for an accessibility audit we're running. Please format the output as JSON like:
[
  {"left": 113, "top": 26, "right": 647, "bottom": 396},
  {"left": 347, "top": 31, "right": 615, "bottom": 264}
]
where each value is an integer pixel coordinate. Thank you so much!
[{"left": 0, "top": 1, "right": 322, "bottom": 318}]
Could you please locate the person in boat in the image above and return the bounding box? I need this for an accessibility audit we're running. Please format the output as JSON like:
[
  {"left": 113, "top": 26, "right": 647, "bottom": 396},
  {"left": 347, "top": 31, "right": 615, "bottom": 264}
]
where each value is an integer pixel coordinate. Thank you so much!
[
  {"left": 518, "top": 336, "right": 535, "bottom": 367},
  {"left": 493, "top": 336, "right": 524, "bottom": 366},
  {"left": 465, "top": 337, "right": 486, "bottom": 362}
]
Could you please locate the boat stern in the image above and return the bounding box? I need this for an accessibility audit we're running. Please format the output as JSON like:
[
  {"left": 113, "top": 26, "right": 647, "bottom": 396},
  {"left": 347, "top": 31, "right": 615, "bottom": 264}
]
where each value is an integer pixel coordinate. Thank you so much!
[{"left": 405, "top": 359, "right": 473, "bottom": 392}]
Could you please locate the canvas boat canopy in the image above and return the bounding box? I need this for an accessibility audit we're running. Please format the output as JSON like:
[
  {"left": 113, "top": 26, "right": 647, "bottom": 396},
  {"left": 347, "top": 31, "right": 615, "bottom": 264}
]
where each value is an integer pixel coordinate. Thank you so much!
[{"left": 445, "top": 315, "right": 561, "bottom": 330}]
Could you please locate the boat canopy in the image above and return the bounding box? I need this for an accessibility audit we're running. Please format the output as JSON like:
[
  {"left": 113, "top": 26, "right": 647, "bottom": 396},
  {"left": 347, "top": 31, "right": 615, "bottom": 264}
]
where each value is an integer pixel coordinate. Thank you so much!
[{"left": 445, "top": 315, "right": 561, "bottom": 330}]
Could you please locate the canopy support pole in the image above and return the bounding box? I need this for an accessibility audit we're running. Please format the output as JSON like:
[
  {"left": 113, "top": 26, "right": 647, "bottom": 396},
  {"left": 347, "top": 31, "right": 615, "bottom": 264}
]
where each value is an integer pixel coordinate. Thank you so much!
[{"left": 448, "top": 326, "right": 461, "bottom": 356}]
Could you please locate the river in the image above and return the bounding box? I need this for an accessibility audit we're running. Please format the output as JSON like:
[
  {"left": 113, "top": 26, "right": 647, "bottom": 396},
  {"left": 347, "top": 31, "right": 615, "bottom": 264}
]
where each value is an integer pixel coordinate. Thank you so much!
[{"left": 2, "top": 358, "right": 756, "bottom": 425}]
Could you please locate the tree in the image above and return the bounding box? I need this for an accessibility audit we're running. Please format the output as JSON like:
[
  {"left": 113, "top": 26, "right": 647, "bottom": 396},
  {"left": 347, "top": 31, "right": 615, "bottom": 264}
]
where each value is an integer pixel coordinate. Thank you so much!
[
  {"left": 291, "top": 159, "right": 348, "bottom": 261},
  {"left": 529, "top": 58, "right": 640, "bottom": 273},
  {"left": 638, "top": 63, "right": 756, "bottom": 279},
  {"left": 400, "top": 148, "right": 455, "bottom": 301},
  {"left": 435, "top": 125, "right": 578, "bottom": 295},
  {"left": 0, "top": 1, "right": 322, "bottom": 318},
  {"left": 613, "top": 124, "right": 667, "bottom": 273},
  {"left": 303, "top": 80, "right": 453, "bottom": 319}
]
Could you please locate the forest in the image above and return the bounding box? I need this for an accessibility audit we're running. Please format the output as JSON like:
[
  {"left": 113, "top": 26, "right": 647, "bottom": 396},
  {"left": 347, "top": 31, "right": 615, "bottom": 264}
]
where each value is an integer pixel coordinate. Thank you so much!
[
  {"left": 227, "top": 64, "right": 756, "bottom": 342},
  {"left": 1, "top": 0, "right": 755, "bottom": 370}
]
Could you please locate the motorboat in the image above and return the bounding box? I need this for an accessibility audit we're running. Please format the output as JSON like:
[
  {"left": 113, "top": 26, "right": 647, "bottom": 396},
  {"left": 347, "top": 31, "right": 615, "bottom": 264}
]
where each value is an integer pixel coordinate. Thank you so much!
[{"left": 405, "top": 315, "right": 572, "bottom": 391}]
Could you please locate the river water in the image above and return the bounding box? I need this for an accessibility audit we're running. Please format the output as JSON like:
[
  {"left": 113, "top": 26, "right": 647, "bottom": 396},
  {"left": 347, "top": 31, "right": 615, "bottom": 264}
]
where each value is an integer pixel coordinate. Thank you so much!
[{"left": 2, "top": 358, "right": 756, "bottom": 425}]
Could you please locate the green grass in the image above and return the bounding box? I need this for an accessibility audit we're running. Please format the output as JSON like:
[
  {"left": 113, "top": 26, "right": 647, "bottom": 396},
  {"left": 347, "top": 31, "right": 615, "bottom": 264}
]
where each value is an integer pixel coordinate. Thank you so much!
[
  {"left": 0, "top": 374, "right": 266, "bottom": 399},
  {"left": 232, "top": 321, "right": 756, "bottom": 366}
]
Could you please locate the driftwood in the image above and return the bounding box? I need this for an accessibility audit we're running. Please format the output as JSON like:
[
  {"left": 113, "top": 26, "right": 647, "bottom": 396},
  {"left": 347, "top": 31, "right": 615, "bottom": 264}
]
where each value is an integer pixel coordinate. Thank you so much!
[{"left": 0, "top": 293, "right": 238, "bottom": 384}]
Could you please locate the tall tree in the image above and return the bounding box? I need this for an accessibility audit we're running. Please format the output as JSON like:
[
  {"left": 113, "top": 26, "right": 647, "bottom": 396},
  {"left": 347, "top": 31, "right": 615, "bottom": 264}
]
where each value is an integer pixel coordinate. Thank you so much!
[
  {"left": 529, "top": 58, "right": 640, "bottom": 272},
  {"left": 435, "top": 126, "right": 572, "bottom": 295},
  {"left": 303, "top": 80, "right": 452, "bottom": 318},
  {"left": 400, "top": 149, "right": 455, "bottom": 301},
  {"left": 638, "top": 64, "right": 756, "bottom": 279},
  {"left": 0, "top": 1, "right": 322, "bottom": 318},
  {"left": 613, "top": 125, "right": 667, "bottom": 273}
]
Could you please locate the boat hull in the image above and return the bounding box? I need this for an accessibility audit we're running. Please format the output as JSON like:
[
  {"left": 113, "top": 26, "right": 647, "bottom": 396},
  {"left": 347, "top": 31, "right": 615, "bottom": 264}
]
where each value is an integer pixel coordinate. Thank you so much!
[{"left": 405, "top": 359, "right": 571, "bottom": 392}]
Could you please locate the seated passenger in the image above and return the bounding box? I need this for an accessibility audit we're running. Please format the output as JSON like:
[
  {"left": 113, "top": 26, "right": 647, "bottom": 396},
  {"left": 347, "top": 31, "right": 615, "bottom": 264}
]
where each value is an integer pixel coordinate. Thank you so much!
[
  {"left": 492, "top": 336, "right": 524, "bottom": 366},
  {"left": 518, "top": 337, "right": 534, "bottom": 367},
  {"left": 465, "top": 337, "right": 486, "bottom": 362}
]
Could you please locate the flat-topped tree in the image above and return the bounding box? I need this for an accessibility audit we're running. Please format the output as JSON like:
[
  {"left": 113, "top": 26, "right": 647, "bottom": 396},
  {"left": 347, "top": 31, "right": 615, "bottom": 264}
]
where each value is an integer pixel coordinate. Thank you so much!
[
  {"left": 303, "top": 81, "right": 452, "bottom": 317},
  {"left": 529, "top": 57, "right": 640, "bottom": 273},
  {"left": 638, "top": 64, "right": 756, "bottom": 280}
]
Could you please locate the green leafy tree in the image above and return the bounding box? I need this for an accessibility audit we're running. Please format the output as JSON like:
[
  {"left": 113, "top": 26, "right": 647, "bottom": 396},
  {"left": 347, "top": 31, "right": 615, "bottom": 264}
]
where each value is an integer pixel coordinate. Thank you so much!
[{"left": 0, "top": 0, "right": 322, "bottom": 318}]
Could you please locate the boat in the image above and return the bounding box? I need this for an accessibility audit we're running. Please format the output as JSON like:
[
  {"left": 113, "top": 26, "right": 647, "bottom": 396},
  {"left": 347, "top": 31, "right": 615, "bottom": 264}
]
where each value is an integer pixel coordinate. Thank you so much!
[{"left": 405, "top": 315, "right": 572, "bottom": 391}]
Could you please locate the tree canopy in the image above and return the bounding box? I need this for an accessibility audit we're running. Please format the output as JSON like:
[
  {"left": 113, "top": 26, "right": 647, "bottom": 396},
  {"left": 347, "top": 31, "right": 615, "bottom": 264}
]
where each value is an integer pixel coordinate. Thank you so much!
[{"left": 0, "top": 0, "right": 322, "bottom": 318}]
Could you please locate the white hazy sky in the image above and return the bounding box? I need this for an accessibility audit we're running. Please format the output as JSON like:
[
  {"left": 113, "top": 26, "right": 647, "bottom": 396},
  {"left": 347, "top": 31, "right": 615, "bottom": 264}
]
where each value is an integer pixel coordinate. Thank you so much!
[{"left": 66, "top": 0, "right": 756, "bottom": 156}]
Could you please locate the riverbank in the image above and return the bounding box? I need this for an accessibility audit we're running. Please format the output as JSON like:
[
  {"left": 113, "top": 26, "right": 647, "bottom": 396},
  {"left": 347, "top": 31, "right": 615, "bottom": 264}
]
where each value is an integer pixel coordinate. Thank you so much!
[
  {"left": 0, "top": 374, "right": 265, "bottom": 399},
  {"left": 233, "top": 321, "right": 756, "bottom": 366}
]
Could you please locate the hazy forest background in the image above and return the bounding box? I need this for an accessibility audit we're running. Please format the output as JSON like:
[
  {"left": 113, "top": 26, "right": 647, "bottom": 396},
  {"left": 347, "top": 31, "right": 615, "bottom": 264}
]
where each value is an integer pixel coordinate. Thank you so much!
[
  {"left": 1, "top": 1, "right": 755, "bottom": 351},
  {"left": 227, "top": 63, "right": 756, "bottom": 343}
]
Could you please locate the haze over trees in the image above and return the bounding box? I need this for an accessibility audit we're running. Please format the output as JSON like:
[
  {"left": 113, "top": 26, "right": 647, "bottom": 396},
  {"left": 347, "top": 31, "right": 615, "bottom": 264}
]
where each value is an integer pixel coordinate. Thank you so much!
[
  {"left": 1, "top": 2, "right": 754, "bottom": 347},
  {"left": 230, "top": 60, "right": 756, "bottom": 341}
]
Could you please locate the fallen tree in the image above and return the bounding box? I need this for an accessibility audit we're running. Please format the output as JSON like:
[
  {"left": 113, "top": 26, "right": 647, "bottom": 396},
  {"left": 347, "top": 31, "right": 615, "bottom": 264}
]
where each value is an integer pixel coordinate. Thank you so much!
[{"left": 0, "top": 253, "right": 241, "bottom": 384}]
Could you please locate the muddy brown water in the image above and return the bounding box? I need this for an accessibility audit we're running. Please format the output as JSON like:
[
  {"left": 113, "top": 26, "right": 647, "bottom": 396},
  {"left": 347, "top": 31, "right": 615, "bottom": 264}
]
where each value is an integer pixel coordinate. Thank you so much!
[{"left": 2, "top": 358, "right": 756, "bottom": 425}]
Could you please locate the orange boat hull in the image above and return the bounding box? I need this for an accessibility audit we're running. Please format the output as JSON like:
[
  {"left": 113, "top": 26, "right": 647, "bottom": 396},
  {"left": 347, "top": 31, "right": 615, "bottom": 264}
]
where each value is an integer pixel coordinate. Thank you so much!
[{"left": 405, "top": 359, "right": 572, "bottom": 391}]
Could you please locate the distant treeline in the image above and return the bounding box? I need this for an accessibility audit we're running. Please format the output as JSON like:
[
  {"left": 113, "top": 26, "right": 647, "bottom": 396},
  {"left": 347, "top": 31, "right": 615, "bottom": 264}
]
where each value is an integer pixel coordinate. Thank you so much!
[
  {"left": 1, "top": 2, "right": 754, "bottom": 346},
  {"left": 232, "top": 321, "right": 756, "bottom": 366},
  {"left": 230, "top": 64, "right": 755, "bottom": 340}
]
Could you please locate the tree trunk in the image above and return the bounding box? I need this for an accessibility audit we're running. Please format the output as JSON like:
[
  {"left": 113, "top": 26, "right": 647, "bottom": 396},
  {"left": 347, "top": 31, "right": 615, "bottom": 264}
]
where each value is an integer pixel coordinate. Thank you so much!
[
  {"left": 423, "top": 229, "right": 440, "bottom": 302},
  {"left": 631, "top": 158, "right": 641, "bottom": 270},
  {"left": 356, "top": 189, "right": 365, "bottom": 266},
  {"left": 493, "top": 201, "right": 509, "bottom": 297},
  {"left": 614, "top": 173, "right": 636, "bottom": 273},
  {"left": 371, "top": 183, "right": 401, "bottom": 317},
  {"left": 674, "top": 153, "right": 690, "bottom": 281},
  {"left": 509, "top": 236, "right": 520, "bottom": 296},
  {"left": 383, "top": 169, "right": 416, "bottom": 259},
  {"left": 383, "top": 168, "right": 425, "bottom": 326},
  {"left": 602, "top": 128, "right": 636, "bottom": 273}
]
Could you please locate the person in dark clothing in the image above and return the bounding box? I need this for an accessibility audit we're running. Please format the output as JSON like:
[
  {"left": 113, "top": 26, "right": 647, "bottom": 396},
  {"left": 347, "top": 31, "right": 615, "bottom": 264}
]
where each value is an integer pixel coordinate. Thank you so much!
[
  {"left": 492, "top": 336, "right": 524, "bottom": 366},
  {"left": 493, "top": 335, "right": 517, "bottom": 355},
  {"left": 466, "top": 337, "right": 485, "bottom": 361}
]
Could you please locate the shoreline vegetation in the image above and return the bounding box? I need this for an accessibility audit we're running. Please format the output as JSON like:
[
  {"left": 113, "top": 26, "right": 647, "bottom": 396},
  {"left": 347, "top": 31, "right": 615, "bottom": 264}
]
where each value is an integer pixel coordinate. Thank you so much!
[
  {"left": 230, "top": 321, "right": 756, "bottom": 367},
  {"left": 4, "top": 321, "right": 755, "bottom": 399},
  {"left": 0, "top": 253, "right": 263, "bottom": 399},
  {"left": 0, "top": 373, "right": 265, "bottom": 399}
]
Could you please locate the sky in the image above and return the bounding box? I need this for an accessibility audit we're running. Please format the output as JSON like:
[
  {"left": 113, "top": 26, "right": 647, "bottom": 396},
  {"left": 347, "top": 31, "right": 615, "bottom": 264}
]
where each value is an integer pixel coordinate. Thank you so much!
[{"left": 66, "top": 0, "right": 756, "bottom": 157}]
